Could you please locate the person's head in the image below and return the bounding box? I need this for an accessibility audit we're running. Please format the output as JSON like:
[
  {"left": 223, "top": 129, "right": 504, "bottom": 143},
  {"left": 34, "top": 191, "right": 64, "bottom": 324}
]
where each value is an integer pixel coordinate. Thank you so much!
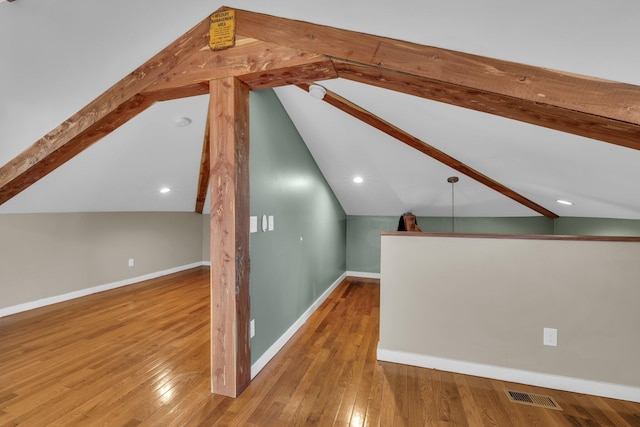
[
  {"left": 398, "top": 212, "right": 419, "bottom": 231},
  {"left": 403, "top": 213, "right": 418, "bottom": 231}
]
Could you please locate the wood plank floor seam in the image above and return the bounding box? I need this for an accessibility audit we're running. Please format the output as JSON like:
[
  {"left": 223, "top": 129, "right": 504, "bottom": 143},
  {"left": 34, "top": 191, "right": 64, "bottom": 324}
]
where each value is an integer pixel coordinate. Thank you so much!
[{"left": 1, "top": 268, "right": 639, "bottom": 426}]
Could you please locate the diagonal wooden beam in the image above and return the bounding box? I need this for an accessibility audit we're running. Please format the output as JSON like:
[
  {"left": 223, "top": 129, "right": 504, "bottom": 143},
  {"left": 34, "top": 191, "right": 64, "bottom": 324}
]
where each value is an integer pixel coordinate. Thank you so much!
[
  {"left": 234, "top": 8, "right": 640, "bottom": 151},
  {"left": 0, "top": 16, "right": 211, "bottom": 205},
  {"left": 335, "top": 61, "right": 640, "bottom": 152},
  {"left": 298, "top": 84, "right": 558, "bottom": 218},
  {"left": 0, "top": 95, "right": 155, "bottom": 205},
  {"left": 195, "top": 106, "right": 211, "bottom": 214}
]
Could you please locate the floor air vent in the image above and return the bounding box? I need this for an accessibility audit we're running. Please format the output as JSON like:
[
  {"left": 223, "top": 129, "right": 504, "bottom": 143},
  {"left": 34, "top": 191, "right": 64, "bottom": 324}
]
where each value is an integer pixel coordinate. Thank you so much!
[{"left": 505, "top": 390, "right": 563, "bottom": 411}]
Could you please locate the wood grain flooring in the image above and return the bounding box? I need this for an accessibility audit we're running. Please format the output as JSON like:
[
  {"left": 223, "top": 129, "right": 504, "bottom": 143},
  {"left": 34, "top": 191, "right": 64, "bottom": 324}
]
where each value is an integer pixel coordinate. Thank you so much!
[{"left": 1, "top": 267, "right": 639, "bottom": 426}]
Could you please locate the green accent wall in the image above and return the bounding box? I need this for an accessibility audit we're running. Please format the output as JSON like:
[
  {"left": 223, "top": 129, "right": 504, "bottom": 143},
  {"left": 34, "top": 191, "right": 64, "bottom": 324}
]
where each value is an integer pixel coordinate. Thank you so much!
[
  {"left": 347, "top": 215, "right": 640, "bottom": 273},
  {"left": 432, "top": 216, "right": 554, "bottom": 235},
  {"left": 554, "top": 217, "right": 640, "bottom": 236},
  {"left": 248, "top": 89, "right": 346, "bottom": 365}
]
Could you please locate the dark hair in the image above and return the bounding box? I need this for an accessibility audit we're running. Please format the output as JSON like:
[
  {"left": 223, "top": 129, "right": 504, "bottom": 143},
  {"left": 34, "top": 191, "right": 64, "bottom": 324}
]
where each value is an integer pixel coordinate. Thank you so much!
[{"left": 397, "top": 214, "right": 406, "bottom": 231}]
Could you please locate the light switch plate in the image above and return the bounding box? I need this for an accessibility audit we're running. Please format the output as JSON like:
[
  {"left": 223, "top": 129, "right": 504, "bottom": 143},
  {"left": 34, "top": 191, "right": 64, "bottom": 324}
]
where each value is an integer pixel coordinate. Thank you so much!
[
  {"left": 250, "top": 216, "right": 258, "bottom": 233},
  {"left": 268, "top": 215, "right": 274, "bottom": 231}
]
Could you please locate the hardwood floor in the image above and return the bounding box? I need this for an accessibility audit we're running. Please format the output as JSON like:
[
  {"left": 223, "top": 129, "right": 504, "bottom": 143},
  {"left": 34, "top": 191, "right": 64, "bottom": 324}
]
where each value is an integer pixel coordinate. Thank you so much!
[{"left": 1, "top": 267, "right": 639, "bottom": 426}]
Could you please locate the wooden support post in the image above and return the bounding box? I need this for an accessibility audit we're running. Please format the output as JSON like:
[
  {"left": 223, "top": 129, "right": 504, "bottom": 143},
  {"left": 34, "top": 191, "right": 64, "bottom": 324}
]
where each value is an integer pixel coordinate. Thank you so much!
[{"left": 209, "top": 77, "right": 251, "bottom": 397}]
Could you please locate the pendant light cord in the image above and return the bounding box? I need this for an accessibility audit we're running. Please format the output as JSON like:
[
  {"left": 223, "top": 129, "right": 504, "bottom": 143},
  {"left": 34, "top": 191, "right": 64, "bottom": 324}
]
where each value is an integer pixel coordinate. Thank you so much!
[{"left": 447, "top": 176, "right": 459, "bottom": 233}]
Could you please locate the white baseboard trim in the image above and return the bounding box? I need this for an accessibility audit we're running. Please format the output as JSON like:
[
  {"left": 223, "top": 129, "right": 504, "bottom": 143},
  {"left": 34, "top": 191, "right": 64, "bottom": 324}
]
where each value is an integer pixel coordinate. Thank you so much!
[
  {"left": 251, "top": 271, "right": 347, "bottom": 379},
  {"left": 346, "top": 271, "right": 380, "bottom": 279},
  {"left": 0, "top": 262, "right": 208, "bottom": 318},
  {"left": 377, "top": 347, "right": 640, "bottom": 403}
]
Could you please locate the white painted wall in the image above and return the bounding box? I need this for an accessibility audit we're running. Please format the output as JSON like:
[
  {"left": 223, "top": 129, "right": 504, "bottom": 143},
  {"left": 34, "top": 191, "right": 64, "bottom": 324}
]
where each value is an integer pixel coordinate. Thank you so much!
[{"left": 379, "top": 233, "right": 640, "bottom": 402}]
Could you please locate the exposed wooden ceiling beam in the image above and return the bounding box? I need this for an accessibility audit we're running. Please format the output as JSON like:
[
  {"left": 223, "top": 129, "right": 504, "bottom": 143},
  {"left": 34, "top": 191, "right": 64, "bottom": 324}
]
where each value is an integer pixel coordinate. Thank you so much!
[
  {"left": 146, "top": 82, "right": 211, "bottom": 102},
  {"left": 0, "top": 16, "right": 211, "bottom": 205},
  {"left": 3, "top": 7, "right": 640, "bottom": 208},
  {"left": 335, "top": 61, "right": 640, "bottom": 152},
  {"left": 142, "top": 37, "right": 336, "bottom": 96},
  {"left": 0, "top": 95, "right": 154, "bottom": 205},
  {"left": 144, "top": 58, "right": 337, "bottom": 100},
  {"left": 298, "top": 84, "right": 558, "bottom": 218},
  {"left": 234, "top": 8, "right": 640, "bottom": 150},
  {"left": 195, "top": 107, "right": 211, "bottom": 214},
  {"left": 239, "top": 59, "right": 336, "bottom": 90}
]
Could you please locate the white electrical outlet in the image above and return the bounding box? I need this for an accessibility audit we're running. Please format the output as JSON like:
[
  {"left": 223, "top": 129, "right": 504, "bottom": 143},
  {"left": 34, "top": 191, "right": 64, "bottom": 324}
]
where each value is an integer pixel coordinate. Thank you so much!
[
  {"left": 250, "top": 319, "right": 255, "bottom": 338},
  {"left": 543, "top": 328, "right": 557, "bottom": 346},
  {"left": 128, "top": 258, "right": 135, "bottom": 267}
]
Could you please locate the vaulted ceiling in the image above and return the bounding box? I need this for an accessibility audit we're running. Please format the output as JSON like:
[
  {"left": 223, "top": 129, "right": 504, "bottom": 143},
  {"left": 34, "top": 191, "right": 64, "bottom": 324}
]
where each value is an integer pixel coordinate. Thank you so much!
[{"left": 1, "top": 0, "right": 639, "bottom": 218}]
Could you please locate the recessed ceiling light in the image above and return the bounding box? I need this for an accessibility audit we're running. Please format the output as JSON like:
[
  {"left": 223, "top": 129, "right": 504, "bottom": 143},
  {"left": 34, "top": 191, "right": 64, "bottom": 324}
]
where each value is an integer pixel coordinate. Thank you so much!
[
  {"left": 556, "top": 199, "right": 573, "bottom": 205},
  {"left": 160, "top": 187, "right": 171, "bottom": 194},
  {"left": 353, "top": 176, "right": 364, "bottom": 183},
  {"left": 175, "top": 117, "right": 192, "bottom": 127}
]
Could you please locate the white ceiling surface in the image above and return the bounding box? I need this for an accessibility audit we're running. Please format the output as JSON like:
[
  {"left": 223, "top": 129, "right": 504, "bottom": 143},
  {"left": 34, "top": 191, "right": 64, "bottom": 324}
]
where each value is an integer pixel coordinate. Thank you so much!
[{"left": 1, "top": 0, "right": 639, "bottom": 218}]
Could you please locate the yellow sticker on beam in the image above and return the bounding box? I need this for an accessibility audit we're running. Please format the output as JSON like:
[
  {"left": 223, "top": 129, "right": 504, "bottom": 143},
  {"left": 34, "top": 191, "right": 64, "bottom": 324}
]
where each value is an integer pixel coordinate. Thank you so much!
[{"left": 210, "top": 10, "right": 236, "bottom": 51}]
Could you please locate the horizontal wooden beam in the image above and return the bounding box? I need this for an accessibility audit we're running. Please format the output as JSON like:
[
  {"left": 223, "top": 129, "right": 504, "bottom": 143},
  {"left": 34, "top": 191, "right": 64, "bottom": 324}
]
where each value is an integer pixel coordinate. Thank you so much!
[
  {"left": 146, "top": 81, "right": 211, "bottom": 102},
  {"left": 238, "top": 58, "right": 336, "bottom": 90},
  {"left": 144, "top": 56, "right": 336, "bottom": 99},
  {"left": 142, "top": 38, "right": 333, "bottom": 95},
  {"left": 299, "top": 84, "right": 558, "bottom": 218},
  {"left": 0, "top": 16, "right": 211, "bottom": 204},
  {"left": 234, "top": 8, "right": 640, "bottom": 150}
]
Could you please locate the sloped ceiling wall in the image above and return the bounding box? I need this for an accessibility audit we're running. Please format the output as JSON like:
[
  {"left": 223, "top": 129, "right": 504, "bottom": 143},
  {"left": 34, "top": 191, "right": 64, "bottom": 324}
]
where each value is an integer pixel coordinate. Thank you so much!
[{"left": 1, "top": 0, "right": 639, "bottom": 218}]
